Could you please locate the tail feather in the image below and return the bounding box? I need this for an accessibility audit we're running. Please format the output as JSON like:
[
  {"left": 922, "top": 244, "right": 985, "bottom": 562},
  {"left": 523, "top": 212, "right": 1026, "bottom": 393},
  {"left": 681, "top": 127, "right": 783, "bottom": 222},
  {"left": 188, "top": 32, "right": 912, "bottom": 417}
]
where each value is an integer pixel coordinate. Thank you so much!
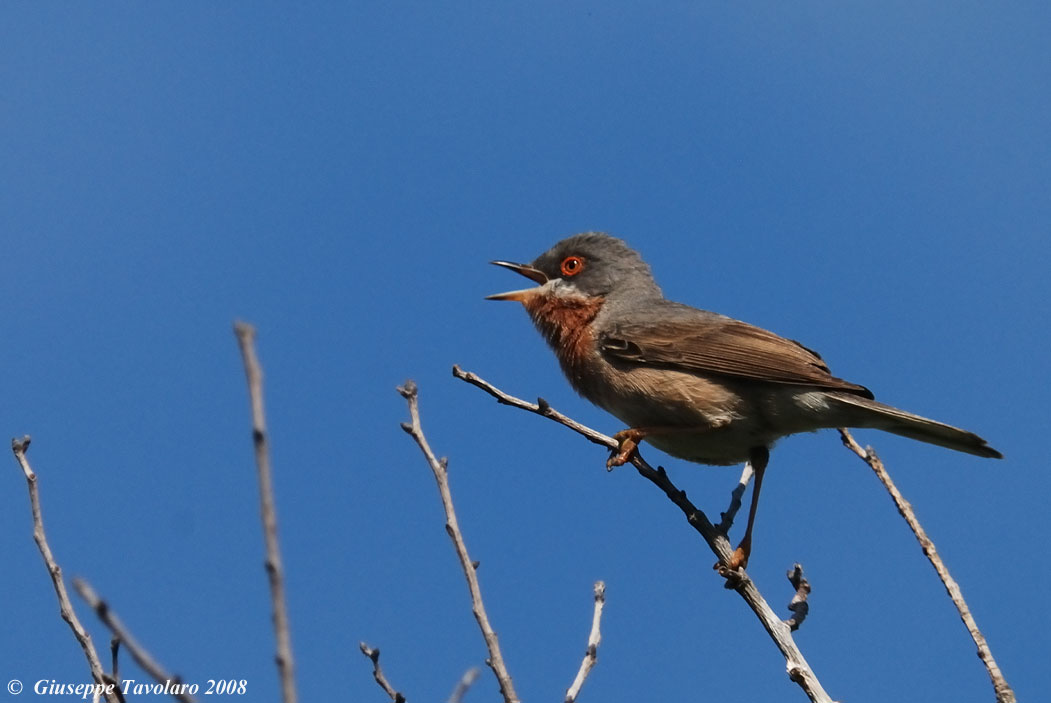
[{"left": 826, "top": 393, "right": 1003, "bottom": 459}]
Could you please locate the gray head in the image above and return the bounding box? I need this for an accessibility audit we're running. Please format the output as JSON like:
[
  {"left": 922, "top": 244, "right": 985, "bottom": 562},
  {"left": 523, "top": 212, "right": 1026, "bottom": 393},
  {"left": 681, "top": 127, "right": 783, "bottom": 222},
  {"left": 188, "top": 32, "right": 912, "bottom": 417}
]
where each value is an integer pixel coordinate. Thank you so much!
[{"left": 488, "top": 232, "right": 663, "bottom": 302}]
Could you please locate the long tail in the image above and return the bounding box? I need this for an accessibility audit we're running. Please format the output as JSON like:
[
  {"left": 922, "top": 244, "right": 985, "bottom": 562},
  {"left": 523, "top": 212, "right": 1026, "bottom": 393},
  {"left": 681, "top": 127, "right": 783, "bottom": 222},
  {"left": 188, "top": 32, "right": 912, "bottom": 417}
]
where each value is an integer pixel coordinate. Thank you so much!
[{"left": 826, "top": 393, "right": 1002, "bottom": 459}]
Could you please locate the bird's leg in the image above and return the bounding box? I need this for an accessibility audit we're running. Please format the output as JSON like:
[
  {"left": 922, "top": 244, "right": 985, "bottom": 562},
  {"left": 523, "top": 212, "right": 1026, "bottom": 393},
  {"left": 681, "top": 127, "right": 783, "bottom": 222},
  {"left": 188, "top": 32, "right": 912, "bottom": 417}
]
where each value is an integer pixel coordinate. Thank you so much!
[
  {"left": 606, "top": 421, "right": 730, "bottom": 468},
  {"left": 725, "top": 446, "right": 769, "bottom": 570}
]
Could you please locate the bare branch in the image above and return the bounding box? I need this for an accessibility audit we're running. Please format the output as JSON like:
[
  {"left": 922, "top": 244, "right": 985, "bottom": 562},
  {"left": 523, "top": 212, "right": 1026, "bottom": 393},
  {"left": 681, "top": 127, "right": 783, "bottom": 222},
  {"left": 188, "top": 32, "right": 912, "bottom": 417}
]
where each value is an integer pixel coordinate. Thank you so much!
[
  {"left": 453, "top": 368, "right": 835, "bottom": 703},
  {"left": 233, "top": 322, "right": 298, "bottom": 703},
  {"left": 839, "top": 429, "right": 1015, "bottom": 703},
  {"left": 398, "top": 380, "right": 520, "bottom": 703},
  {"left": 448, "top": 667, "right": 480, "bottom": 703},
  {"left": 565, "top": 581, "right": 606, "bottom": 703},
  {"left": 73, "top": 579, "right": 195, "bottom": 703},
  {"left": 783, "top": 564, "right": 811, "bottom": 632},
  {"left": 10, "top": 436, "right": 121, "bottom": 703},
  {"left": 358, "top": 643, "right": 406, "bottom": 703}
]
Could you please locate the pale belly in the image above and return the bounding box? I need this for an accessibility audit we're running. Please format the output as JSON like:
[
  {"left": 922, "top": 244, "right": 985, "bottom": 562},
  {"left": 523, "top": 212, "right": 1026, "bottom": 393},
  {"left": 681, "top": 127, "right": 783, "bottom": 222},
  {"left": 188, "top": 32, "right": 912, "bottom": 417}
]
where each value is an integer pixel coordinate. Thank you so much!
[{"left": 580, "top": 364, "right": 840, "bottom": 466}]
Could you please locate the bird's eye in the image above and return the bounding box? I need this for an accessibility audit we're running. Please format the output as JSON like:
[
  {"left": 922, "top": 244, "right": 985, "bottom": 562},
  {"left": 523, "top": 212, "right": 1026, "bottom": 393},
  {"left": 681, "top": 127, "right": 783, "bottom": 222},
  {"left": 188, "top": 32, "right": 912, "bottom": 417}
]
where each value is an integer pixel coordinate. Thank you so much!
[{"left": 560, "top": 256, "right": 585, "bottom": 276}]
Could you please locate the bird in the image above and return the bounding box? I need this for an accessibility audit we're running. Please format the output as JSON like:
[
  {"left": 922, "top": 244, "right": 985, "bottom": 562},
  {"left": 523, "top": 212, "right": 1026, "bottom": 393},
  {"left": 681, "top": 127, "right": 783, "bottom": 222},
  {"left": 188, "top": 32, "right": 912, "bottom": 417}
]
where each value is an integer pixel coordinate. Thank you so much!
[{"left": 486, "top": 232, "right": 1001, "bottom": 570}]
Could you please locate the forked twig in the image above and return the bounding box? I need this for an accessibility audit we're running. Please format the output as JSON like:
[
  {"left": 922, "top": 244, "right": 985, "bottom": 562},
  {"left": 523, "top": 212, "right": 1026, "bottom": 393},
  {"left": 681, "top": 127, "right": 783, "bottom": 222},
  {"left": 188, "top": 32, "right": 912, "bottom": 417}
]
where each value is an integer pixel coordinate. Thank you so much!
[
  {"left": 10, "top": 437, "right": 121, "bottom": 703},
  {"left": 398, "top": 380, "right": 520, "bottom": 703},
  {"left": 839, "top": 429, "right": 1014, "bottom": 703},
  {"left": 564, "top": 581, "right": 606, "bottom": 703},
  {"left": 234, "top": 322, "right": 298, "bottom": 703},
  {"left": 452, "top": 366, "right": 834, "bottom": 702},
  {"left": 73, "top": 579, "right": 195, "bottom": 703}
]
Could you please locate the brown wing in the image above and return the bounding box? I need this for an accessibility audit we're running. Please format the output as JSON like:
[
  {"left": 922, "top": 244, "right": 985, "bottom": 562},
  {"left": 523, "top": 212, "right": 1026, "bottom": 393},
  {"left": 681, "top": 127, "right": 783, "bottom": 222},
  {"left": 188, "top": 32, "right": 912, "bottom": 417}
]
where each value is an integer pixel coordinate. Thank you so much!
[{"left": 600, "top": 312, "right": 874, "bottom": 398}]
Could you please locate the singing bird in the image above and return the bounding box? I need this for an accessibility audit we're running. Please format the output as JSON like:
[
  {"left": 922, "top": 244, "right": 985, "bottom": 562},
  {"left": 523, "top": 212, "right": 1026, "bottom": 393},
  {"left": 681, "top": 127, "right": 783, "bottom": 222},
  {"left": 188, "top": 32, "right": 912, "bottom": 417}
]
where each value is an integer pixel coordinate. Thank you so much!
[{"left": 488, "top": 232, "right": 1001, "bottom": 569}]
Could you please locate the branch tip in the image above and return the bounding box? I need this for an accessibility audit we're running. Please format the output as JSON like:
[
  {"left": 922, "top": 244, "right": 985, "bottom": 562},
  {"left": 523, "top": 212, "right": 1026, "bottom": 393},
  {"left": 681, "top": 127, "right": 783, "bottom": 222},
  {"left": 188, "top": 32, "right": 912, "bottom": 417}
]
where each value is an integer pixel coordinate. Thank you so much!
[
  {"left": 784, "top": 564, "right": 811, "bottom": 631},
  {"left": 565, "top": 577, "right": 608, "bottom": 703},
  {"left": 839, "top": 428, "right": 1013, "bottom": 701},
  {"left": 448, "top": 667, "right": 481, "bottom": 703},
  {"left": 359, "top": 642, "right": 405, "bottom": 703},
  {"left": 233, "top": 321, "right": 297, "bottom": 703},
  {"left": 14, "top": 445, "right": 120, "bottom": 702},
  {"left": 232, "top": 320, "right": 256, "bottom": 340},
  {"left": 398, "top": 383, "right": 518, "bottom": 702}
]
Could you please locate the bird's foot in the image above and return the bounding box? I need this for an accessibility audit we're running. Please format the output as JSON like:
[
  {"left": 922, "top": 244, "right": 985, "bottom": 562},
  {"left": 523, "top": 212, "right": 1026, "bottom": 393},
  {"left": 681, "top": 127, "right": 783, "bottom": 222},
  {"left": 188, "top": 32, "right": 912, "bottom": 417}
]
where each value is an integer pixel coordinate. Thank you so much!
[
  {"left": 607, "top": 428, "right": 645, "bottom": 468},
  {"left": 713, "top": 540, "right": 750, "bottom": 581},
  {"left": 727, "top": 545, "right": 749, "bottom": 570}
]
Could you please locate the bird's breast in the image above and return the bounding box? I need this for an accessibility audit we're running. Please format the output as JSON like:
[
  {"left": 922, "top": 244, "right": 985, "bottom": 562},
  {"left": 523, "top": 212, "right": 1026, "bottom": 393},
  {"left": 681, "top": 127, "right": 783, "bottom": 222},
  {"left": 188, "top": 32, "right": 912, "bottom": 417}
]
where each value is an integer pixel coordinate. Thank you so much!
[{"left": 523, "top": 294, "right": 605, "bottom": 384}]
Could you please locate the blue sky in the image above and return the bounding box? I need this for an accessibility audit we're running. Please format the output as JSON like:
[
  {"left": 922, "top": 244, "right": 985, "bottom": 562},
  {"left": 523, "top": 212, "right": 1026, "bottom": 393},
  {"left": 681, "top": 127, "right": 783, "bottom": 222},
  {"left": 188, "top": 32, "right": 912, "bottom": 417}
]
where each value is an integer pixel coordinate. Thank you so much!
[{"left": 2, "top": 3, "right": 1048, "bottom": 701}]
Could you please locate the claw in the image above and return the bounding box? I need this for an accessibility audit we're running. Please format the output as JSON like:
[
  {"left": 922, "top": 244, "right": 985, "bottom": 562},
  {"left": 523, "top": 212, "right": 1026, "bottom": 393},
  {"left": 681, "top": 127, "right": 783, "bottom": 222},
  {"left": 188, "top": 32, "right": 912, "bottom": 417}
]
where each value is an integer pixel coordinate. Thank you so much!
[{"left": 607, "top": 429, "right": 643, "bottom": 468}]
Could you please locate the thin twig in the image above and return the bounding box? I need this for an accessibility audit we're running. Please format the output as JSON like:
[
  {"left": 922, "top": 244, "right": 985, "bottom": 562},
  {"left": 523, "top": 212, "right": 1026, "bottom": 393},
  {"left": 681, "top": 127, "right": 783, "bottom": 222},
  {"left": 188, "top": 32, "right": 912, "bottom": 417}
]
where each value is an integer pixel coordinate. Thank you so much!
[
  {"left": 398, "top": 380, "right": 520, "bottom": 703},
  {"left": 453, "top": 367, "right": 835, "bottom": 703},
  {"left": 453, "top": 366, "right": 614, "bottom": 452},
  {"left": 359, "top": 643, "right": 406, "bottom": 703},
  {"left": 839, "top": 429, "right": 1015, "bottom": 703},
  {"left": 10, "top": 436, "right": 122, "bottom": 703},
  {"left": 111, "top": 638, "right": 121, "bottom": 683},
  {"left": 73, "top": 579, "right": 195, "bottom": 703},
  {"left": 448, "top": 667, "right": 481, "bottom": 703},
  {"left": 110, "top": 638, "right": 127, "bottom": 703},
  {"left": 717, "top": 461, "right": 754, "bottom": 533},
  {"left": 565, "top": 581, "right": 606, "bottom": 703},
  {"left": 234, "top": 322, "right": 298, "bottom": 703},
  {"left": 784, "top": 564, "right": 811, "bottom": 632}
]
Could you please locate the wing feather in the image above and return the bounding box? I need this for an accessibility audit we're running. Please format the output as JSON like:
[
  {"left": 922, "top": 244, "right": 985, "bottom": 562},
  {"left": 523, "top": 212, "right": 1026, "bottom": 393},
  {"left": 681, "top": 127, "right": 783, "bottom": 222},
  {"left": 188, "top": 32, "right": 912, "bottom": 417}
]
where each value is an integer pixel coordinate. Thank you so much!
[{"left": 599, "top": 311, "right": 873, "bottom": 398}]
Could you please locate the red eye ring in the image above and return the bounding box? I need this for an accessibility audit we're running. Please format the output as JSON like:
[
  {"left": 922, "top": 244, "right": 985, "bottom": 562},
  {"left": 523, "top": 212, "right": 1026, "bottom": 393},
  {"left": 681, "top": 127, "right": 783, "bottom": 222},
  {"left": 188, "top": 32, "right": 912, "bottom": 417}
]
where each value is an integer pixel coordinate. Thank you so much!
[{"left": 560, "top": 255, "right": 585, "bottom": 276}]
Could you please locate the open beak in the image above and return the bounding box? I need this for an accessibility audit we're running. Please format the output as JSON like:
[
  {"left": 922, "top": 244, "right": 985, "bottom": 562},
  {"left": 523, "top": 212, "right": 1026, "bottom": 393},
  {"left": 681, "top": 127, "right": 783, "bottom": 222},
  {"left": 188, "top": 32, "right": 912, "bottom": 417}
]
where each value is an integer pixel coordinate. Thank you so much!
[{"left": 486, "top": 260, "right": 549, "bottom": 301}]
